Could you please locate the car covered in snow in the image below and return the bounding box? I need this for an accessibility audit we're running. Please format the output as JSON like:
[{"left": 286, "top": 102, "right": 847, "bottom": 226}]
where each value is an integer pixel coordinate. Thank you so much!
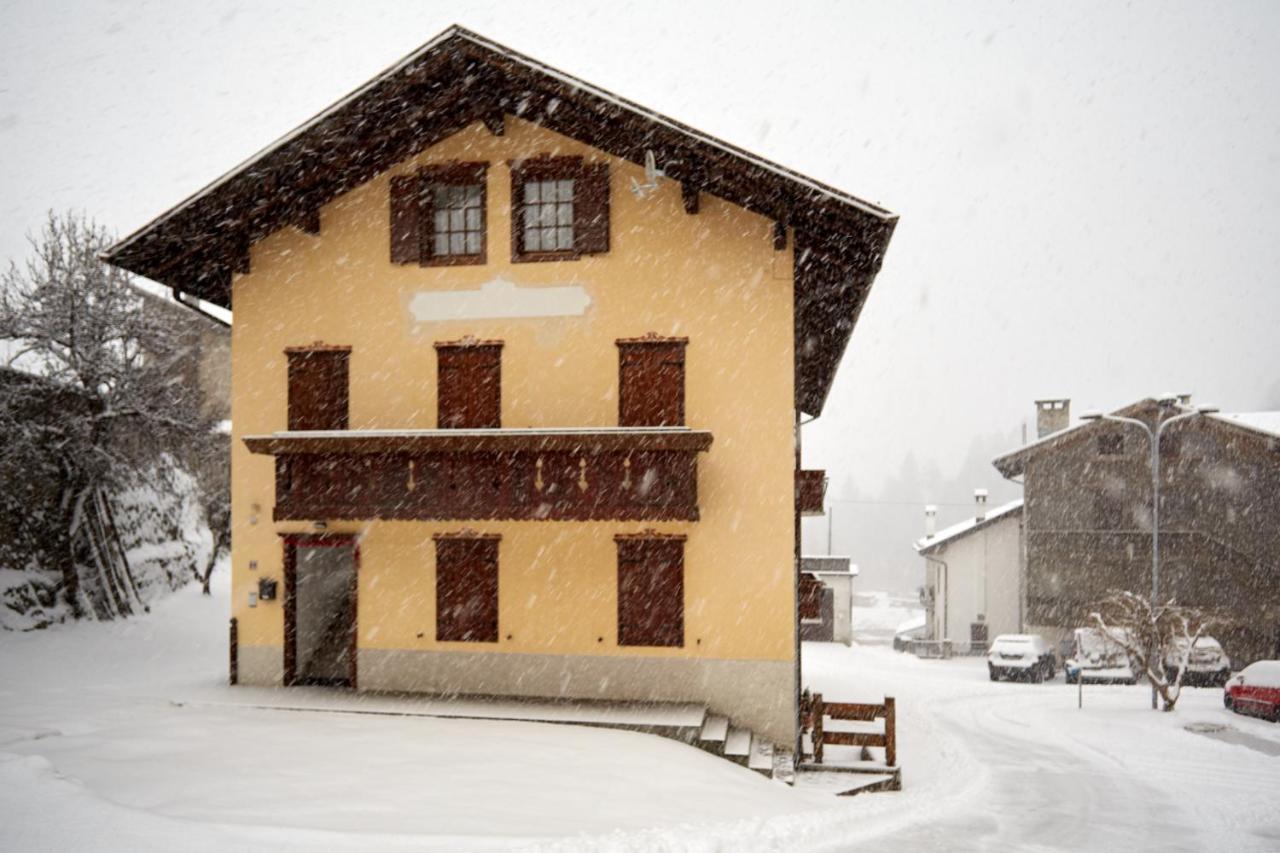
[
  {"left": 893, "top": 615, "right": 928, "bottom": 652},
  {"left": 1163, "top": 636, "right": 1231, "bottom": 687},
  {"left": 1064, "top": 627, "right": 1138, "bottom": 685},
  {"left": 1223, "top": 660, "right": 1280, "bottom": 722},
  {"left": 987, "top": 634, "right": 1057, "bottom": 682}
]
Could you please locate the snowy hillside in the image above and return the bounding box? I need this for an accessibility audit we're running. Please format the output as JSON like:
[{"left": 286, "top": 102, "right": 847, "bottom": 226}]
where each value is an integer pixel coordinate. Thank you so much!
[{"left": 0, "top": 454, "right": 212, "bottom": 631}]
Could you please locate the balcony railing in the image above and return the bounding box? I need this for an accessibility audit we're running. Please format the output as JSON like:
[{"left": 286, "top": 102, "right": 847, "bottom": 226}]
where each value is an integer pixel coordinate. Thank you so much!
[
  {"left": 244, "top": 427, "right": 713, "bottom": 523},
  {"left": 796, "top": 469, "right": 827, "bottom": 516}
]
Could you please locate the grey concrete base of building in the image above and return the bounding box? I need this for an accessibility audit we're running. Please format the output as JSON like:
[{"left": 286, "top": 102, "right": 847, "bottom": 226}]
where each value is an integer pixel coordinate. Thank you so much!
[
  {"left": 237, "top": 644, "right": 285, "bottom": 686},
  {"left": 235, "top": 643, "right": 796, "bottom": 745}
]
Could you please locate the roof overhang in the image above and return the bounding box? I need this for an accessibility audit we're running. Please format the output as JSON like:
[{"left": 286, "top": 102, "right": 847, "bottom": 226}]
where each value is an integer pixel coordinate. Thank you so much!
[{"left": 102, "top": 26, "right": 897, "bottom": 416}]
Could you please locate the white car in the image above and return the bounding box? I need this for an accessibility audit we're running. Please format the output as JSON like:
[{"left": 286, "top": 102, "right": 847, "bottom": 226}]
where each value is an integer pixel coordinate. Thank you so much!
[
  {"left": 1163, "top": 636, "right": 1231, "bottom": 687},
  {"left": 987, "top": 634, "right": 1057, "bottom": 682},
  {"left": 1064, "top": 627, "right": 1137, "bottom": 685}
]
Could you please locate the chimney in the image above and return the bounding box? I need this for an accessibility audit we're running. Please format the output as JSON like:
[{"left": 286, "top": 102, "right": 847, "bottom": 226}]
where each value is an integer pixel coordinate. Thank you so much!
[
  {"left": 924, "top": 505, "right": 937, "bottom": 539},
  {"left": 1035, "top": 398, "right": 1070, "bottom": 438},
  {"left": 974, "top": 489, "right": 988, "bottom": 522}
]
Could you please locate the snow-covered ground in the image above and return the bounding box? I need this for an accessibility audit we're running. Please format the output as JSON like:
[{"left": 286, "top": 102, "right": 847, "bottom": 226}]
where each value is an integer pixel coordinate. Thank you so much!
[
  {"left": 850, "top": 589, "right": 922, "bottom": 646},
  {"left": 2, "top": 577, "right": 1278, "bottom": 851}
]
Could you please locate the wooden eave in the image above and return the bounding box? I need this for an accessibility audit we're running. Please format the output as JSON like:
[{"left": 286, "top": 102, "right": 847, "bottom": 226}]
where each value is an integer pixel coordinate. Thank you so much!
[
  {"left": 243, "top": 427, "right": 714, "bottom": 456},
  {"left": 103, "top": 26, "right": 897, "bottom": 416}
]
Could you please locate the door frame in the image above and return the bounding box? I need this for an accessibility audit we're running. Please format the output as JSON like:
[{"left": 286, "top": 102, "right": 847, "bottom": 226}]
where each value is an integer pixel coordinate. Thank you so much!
[{"left": 282, "top": 532, "right": 359, "bottom": 689}]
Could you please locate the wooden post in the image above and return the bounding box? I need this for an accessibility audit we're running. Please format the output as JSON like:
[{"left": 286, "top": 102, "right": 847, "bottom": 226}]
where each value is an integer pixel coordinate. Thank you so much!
[
  {"left": 813, "top": 692, "right": 824, "bottom": 764},
  {"left": 229, "top": 617, "right": 238, "bottom": 686},
  {"left": 884, "top": 696, "right": 896, "bottom": 767}
]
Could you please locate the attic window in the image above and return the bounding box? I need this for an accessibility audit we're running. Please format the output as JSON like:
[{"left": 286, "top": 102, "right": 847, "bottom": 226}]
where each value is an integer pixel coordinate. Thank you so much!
[
  {"left": 510, "top": 156, "right": 610, "bottom": 262},
  {"left": 390, "top": 162, "right": 487, "bottom": 266},
  {"left": 1097, "top": 434, "right": 1125, "bottom": 457},
  {"left": 523, "top": 178, "right": 576, "bottom": 253},
  {"left": 431, "top": 184, "right": 484, "bottom": 259}
]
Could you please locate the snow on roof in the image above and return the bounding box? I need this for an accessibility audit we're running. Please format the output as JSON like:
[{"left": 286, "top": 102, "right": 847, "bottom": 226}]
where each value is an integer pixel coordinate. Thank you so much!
[
  {"left": 811, "top": 566, "right": 860, "bottom": 577},
  {"left": 1211, "top": 411, "right": 1280, "bottom": 441},
  {"left": 914, "top": 498, "right": 1023, "bottom": 554},
  {"left": 995, "top": 400, "right": 1280, "bottom": 481}
]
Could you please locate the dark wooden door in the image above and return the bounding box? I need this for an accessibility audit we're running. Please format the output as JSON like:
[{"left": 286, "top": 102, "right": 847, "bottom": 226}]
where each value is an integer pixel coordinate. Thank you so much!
[
  {"left": 617, "top": 538, "right": 684, "bottom": 647},
  {"left": 618, "top": 341, "right": 685, "bottom": 427},
  {"left": 287, "top": 349, "right": 349, "bottom": 430},
  {"left": 435, "top": 537, "right": 499, "bottom": 642},
  {"left": 283, "top": 534, "right": 358, "bottom": 688},
  {"left": 437, "top": 344, "right": 502, "bottom": 428}
]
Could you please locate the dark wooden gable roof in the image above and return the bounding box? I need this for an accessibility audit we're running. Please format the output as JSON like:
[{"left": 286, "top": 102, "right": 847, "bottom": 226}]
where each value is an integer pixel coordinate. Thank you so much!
[{"left": 103, "top": 26, "right": 898, "bottom": 416}]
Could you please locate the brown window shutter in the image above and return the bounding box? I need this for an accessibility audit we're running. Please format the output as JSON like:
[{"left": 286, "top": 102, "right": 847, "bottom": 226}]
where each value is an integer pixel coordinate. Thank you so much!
[
  {"left": 508, "top": 164, "right": 528, "bottom": 257},
  {"left": 390, "top": 173, "right": 423, "bottom": 264},
  {"left": 435, "top": 535, "right": 499, "bottom": 643},
  {"left": 575, "top": 162, "right": 610, "bottom": 255},
  {"left": 618, "top": 338, "right": 686, "bottom": 427},
  {"left": 286, "top": 348, "right": 350, "bottom": 430},
  {"left": 436, "top": 340, "right": 502, "bottom": 428},
  {"left": 616, "top": 537, "right": 684, "bottom": 647},
  {"left": 799, "top": 574, "right": 823, "bottom": 621}
]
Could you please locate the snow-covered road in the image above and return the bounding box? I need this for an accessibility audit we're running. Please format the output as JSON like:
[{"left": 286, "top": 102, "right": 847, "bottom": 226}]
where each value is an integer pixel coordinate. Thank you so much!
[
  {"left": 1, "top": 577, "right": 1278, "bottom": 852},
  {"left": 804, "top": 641, "right": 1280, "bottom": 852}
]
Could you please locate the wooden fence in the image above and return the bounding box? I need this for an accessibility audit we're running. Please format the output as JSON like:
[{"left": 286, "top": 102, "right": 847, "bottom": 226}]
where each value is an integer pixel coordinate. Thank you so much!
[{"left": 803, "top": 692, "right": 896, "bottom": 767}]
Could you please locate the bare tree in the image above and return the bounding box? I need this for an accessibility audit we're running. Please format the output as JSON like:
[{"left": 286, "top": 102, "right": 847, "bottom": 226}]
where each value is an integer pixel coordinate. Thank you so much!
[
  {"left": 0, "top": 212, "right": 216, "bottom": 618},
  {"left": 191, "top": 430, "right": 231, "bottom": 595},
  {"left": 1089, "top": 590, "right": 1213, "bottom": 712}
]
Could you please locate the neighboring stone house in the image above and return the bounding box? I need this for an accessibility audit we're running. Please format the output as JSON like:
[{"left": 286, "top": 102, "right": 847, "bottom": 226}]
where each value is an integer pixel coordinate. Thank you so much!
[
  {"left": 103, "top": 27, "right": 897, "bottom": 747},
  {"left": 994, "top": 398, "right": 1280, "bottom": 664},
  {"left": 799, "top": 555, "right": 857, "bottom": 645},
  {"left": 915, "top": 493, "right": 1024, "bottom": 654},
  {"left": 131, "top": 283, "right": 231, "bottom": 421}
]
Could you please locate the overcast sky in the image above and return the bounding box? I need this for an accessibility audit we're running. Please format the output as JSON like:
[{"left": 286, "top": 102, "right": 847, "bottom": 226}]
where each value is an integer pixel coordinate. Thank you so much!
[{"left": 3, "top": 1, "right": 1278, "bottom": 584}]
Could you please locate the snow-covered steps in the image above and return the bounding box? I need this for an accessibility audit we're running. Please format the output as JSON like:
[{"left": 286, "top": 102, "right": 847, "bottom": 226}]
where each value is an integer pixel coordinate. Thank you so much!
[
  {"left": 747, "top": 735, "right": 775, "bottom": 776},
  {"left": 723, "top": 726, "right": 752, "bottom": 766},
  {"left": 697, "top": 714, "right": 730, "bottom": 755},
  {"left": 771, "top": 749, "right": 796, "bottom": 785},
  {"left": 794, "top": 768, "right": 899, "bottom": 797},
  {"left": 796, "top": 760, "right": 902, "bottom": 795}
]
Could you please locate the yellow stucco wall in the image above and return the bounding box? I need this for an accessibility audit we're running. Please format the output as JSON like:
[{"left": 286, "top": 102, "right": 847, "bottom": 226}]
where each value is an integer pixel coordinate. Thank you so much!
[{"left": 231, "top": 117, "right": 795, "bottom": 666}]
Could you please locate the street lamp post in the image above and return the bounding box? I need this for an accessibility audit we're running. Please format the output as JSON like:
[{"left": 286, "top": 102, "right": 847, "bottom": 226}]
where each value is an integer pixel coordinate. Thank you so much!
[{"left": 1081, "top": 401, "right": 1218, "bottom": 710}]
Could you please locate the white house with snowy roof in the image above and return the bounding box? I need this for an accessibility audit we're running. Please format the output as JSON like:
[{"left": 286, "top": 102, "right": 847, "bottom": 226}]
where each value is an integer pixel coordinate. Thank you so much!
[{"left": 914, "top": 490, "right": 1024, "bottom": 654}]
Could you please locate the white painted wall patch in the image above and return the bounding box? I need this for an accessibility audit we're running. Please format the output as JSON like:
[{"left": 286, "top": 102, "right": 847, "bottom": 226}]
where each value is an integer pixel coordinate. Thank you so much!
[{"left": 408, "top": 277, "right": 592, "bottom": 323}]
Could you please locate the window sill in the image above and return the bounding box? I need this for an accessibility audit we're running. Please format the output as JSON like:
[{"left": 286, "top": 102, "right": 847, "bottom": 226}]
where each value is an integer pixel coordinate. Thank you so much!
[
  {"left": 422, "top": 252, "right": 487, "bottom": 267},
  {"left": 512, "top": 249, "right": 581, "bottom": 264}
]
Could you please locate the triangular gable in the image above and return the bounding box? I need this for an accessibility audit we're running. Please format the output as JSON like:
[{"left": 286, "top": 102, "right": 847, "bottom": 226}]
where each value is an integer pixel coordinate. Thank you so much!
[{"left": 103, "top": 26, "right": 897, "bottom": 416}]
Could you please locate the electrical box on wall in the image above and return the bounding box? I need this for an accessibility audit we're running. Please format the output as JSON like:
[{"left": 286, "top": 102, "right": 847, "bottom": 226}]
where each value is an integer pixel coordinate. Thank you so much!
[{"left": 258, "top": 577, "right": 279, "bottom": 601}]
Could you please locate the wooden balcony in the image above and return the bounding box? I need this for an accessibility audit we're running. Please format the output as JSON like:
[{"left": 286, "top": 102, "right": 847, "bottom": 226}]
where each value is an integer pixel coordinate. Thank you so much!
[
  {"left": 796, "top": 469, "right": 827, "bottom": 516},
  {"left": 243, "top": 428, "right": 713, "bottom": 522}
]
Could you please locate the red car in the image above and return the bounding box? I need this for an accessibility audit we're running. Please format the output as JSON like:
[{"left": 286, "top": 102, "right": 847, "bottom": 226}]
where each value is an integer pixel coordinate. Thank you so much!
[{"left": 1223, "top": 660, "right": 1280, "bottom": 722}]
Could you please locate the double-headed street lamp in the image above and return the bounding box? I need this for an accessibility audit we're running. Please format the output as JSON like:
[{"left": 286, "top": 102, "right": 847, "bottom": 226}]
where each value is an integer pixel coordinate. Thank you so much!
[{"left": 1081, "top": 398, "right": 1219, "bottom": 709}]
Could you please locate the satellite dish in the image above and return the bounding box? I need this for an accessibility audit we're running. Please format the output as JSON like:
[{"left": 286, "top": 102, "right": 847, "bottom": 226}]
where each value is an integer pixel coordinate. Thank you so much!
[{"left": 630, "top": 150, "right": 665, "bottom": 200}]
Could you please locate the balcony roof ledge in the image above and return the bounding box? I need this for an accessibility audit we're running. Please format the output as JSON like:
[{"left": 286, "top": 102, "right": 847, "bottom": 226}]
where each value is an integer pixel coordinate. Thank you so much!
[{"left": 244, "top": 427, "right": 714, "bottom": 456}]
